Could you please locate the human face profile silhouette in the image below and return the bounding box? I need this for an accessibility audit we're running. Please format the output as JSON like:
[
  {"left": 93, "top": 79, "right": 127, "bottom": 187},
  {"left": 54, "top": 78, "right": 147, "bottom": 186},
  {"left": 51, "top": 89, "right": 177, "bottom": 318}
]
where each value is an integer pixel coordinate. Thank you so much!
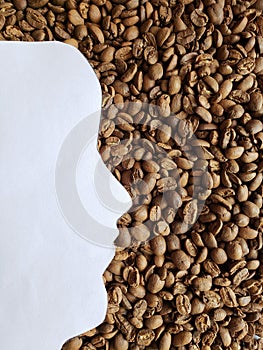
[{"left": 0, "top": 41, "right": 131, "bottom": 349}]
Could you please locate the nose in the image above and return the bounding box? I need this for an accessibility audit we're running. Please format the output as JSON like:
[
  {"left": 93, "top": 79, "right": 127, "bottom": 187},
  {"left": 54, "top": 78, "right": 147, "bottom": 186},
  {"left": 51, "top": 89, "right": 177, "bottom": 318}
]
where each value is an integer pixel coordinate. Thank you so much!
[
  {"left": 95, "top": 153, "right": 132, "bottom": 216},
  {"left": 55, "top": 112, "right": 132, "bottom": 248},
  {"left": 76, "top": 137, "right": 132, "bottom": 230}
]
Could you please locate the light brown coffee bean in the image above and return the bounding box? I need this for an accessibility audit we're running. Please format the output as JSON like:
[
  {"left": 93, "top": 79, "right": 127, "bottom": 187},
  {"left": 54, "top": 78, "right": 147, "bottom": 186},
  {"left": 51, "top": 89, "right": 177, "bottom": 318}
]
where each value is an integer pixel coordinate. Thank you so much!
[
  {"left": 225, "top": 146, "right": 244, "bottom": 159},
  {"left": 245, "top": 119, "right": 263, "bottom": 134},
  {"left": 234, "top": 214, "right": 250, "bottom": 228},
  {"left": 220, "top": 327, "right": 232, "bottom": 347},
  {"left": 113, "top": 80, "right": 130, "bottom": 97},
  {"left": 14, "top": 0, "right": 28, "bottom": 10},
  {"left": 237, "top": 185, "right": 249, "bottom": 202},
  {"left": 226, "top": 241, "right": 243, "bottom": 260},
  {"left": 142, "top": 160, "right": 159, "bottom": 173},
  {"left": 159, "top": 332, "right": 172, "bottom": 350},
  {"left": 196, "top": 106, "right": 212, "bottom": 123},
  {"left": 143, "top": 46, "right": 158, "bottom": 65},
  {"left": 147, "top": 274, "right": 165, "bottom": 294},
  {"left": 150, "top": 236, "right": 166, "bottom": 256},
  {"left": 157, "top": 94, "right": 171, "bottom": 117},
  {"left": 176, "top": 294, "right": 191, "bottom": 315},
  {"left": 210, "top": 248, "right": 228, "bottom": 264},
  {"left": 171, "top": 250, "right": 191, "bottom": 271},
  {"left": 63, "top": 337, "right": 82, "bottom": 350},
  {"left": 132, "top": 205, "right": 148, "bottom": 222},
  {"left": 213, "top": 308, "right": 227, "bottom": 322},
  {"left": 168, "top": 75, "right": 181, "bottom": 95},
  {"left": 203, "top": 259, "right": 220, "bottom": 277},
  {"left": 0, "top": 14, "right": 5, "bottom": 31},
  {"left": 26, "top": 8, "right": 47, "bottom": 29},
  {"left": 87, "top": 23, "right": 104, "bottom": 43},
  {"left": 156, "top": 27, "right": 170, "bottom": 47},
  {"left": 114, "top": 333, "right": 129, "bottom": 350},
  {"left": 242, "top": 201, "right": 260, "bottom": 218},
  {"left": 145, "top": 315, "right": 163, "bottom": 329},
  {"left": 192, "top": 275, "right": 212, "bottom": 291},
  {"left": 190, "top": 9, "right": 208, "bottom": 27},
  {"left": 147, "top": 63, "right": 163, "bottom": 80},
  {"left": 191, "top": 298, "right": 206, "bottom": 315},
  {"left": 248, "top": 92, "right": 263, "bottom": 111},
  {"left": 220, "top": 287, "right": 238, "bottom": 308},
  {"left": 89, "top": 4, "right": 101, "bottom": 23},
  {"left": 121, "top": 63, "right": 138, "bottom": 83},
  {"left": 207, "top": 3, "right": 224, "bottom": 25},
  {"left": 176, "top": 28, "right": 196, "bottom": 45},
  {"left": 237, "top": 57, "right": 256, "bottom": 75},
  {"left": 131, "top": 223, "right": 150, "bottom": 241},
  {"left": 173, "top": 331, "right": 192, "bottom": 347},
  {"left": 136, "top": 329, "right": 155, "bottom": 347},
  {"left": 123, "top": 26, "right": 139, "bottom": 41}
]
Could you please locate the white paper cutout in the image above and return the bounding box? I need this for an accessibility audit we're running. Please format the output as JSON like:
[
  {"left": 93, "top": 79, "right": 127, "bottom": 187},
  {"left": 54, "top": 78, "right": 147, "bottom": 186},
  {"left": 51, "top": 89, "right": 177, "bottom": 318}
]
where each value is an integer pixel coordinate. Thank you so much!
[{"left": 0, "top": 41, "right": 131, "bottom": 350}]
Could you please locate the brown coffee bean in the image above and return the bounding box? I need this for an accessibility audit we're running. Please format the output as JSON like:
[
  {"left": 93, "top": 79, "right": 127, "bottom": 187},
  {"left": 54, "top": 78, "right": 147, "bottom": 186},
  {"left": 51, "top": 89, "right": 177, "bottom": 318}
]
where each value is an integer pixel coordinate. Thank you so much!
[
  {"left": 150, "top": 236, "right": 166, "bottom": 256},
  {"left": 132, "top": 205, "right": 148, "bottom": 222},
  {"left": 203, "top": 259, "right": 220, "bottom": 277},
  {"left": 245, "top": 119, "right": 263, "bottom": 134},
  {"left": 196, "top": 106, "right": 212, "bottom": 123},
  {"left": 147, "top": 63, "right": 163, "bottom": 80},
  {"left": 242, "top": 201, "right": 260, "bottom": 218},
  {"left": 237, "top": 57, "right": 256, "bottom": 75},
  {"left": 131, "top": 223, "right": 150, "bottom": 241},
  {"left": 13, "top": 0, "right": 27, "bottom": 10},
  {"left": 26, "top": 8, "right": 47, "bottom": 29},
  {"left": 89, "top": 4, "right": 101, "bottom": 23},
  {"left": 190, "top": 9, "right": 208, "bottom": 27},
  {"left": 191, "top": 298, "right": 206, "bottom": 315},
  {"left": 123, "top": 26, "right": 139, "bottom": 41},
  {"left": 220, "top": 287, "right": 238, "bottom": 308},
  {"left": 159, "top": 332, "right": 172, "bottom": 350},
  {"left": 87, "top": 23, "right": 104, "bottom": 43},
  {"left": 237, "top": 185, "right": 249, "bottom": 202},
  {"left": 136, "top": 329, "right": 155, "bottom": 347},
  {"left": 143, "top": 46, "right": 158, "bottom": 65},
  {"left": 173, "top": 331, "right": 192, "bottom": 346},
  {"left": 207, "top": 3, "right": 224, "bottom": 25},
  {"left": 176, "top": 294, "right": 191, "bottom": 315},
  {"left": 113, "top": 80, "right": 130, "bottom": 97},
  {"left": 168, "top": 75, "right": 181, "bottom": 95},
  {"left": 147, "top": 274, "right": 165, "bottom": 294},
  {"left": 192, "top": 275, "right": 213, "bottom": 291},
  {"left": 142, "top": 160, "right": 159, "bottom": 173},
  {"left": 210, "top": 248, "right": 228, "bottom": 264},
  {"left": 114, "top": 333, "right": 129, "bottom": 350},
  {"left": 234, "top": 214, "right": 250, "bottom": 228},
  {"left": 121, "top": 63, "right": 137, "bottom": 83},
  {"left": 220, "top": 327, "right": 232, "bottom": 347},
  {"left": 225, "top": 146, "right": 244, "bottom": 160},
  {"left": 213, "top": 308, "right": 227, "bottom": 322},
  {"left": 145, "top": 315, "right": 163, "bottom": 329},
  {"left": 176, "top": 28, "right": 196, "bottom": 45},
  {"left": 157, "top": 94, "right": 171, "bottom": 117},
  {"left": 171, "top": 250, "right": 191, "bottom": 271},
  {"left": 248, "top": 92, "right": 263, "bottom": 111},
  {"left": 156, "top": 27, "right": 170, "bottom": 47},
  {"left": 226, "top": 241, "right": 243, "bottom": 260},
  {"left": 63, "top": 337, "right": 82, "bottom": 350}
]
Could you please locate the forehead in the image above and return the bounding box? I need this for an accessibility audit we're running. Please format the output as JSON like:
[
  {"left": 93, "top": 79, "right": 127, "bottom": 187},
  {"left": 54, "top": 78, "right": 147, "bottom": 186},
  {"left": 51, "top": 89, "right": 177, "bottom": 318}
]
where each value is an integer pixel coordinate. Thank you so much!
[{"left": 0, "top": 41, "right": 101, "bottom": 118}]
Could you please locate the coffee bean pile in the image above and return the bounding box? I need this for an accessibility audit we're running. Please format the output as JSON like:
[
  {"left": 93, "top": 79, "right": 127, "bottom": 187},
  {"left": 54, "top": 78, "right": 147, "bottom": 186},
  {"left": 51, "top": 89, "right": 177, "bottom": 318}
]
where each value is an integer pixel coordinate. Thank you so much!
[{"left": 2, "top": 0, "right": 263, "bottom": 349}]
